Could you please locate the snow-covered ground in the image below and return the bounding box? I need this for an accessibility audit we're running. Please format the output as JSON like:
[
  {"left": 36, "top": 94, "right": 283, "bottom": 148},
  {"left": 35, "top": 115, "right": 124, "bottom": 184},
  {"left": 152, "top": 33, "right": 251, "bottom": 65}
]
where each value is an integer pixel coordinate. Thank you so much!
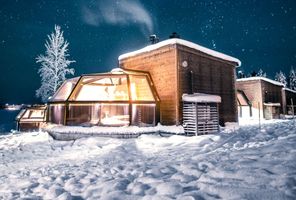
[{"left": 0, "top": 119, "right": 296, "bottom": 199}]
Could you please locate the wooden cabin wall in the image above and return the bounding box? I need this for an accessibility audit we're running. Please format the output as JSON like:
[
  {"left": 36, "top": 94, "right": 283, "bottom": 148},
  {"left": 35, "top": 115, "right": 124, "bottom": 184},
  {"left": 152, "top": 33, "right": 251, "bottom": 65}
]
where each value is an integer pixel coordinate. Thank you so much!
[
  {"left": 236, "top": 80, "right": 263, "bottom": 109},
  {"left": 282, "top": 90, "right": 296, "bottom": 114},
  {"left": 119, "top": 45, "right": 178, "bottom": 125},
  {"left": 261, "top": 81, "right": 283, "bottom": 106},
  {"left": 177, "top": 46, "right": 238, "bottom": 125}
]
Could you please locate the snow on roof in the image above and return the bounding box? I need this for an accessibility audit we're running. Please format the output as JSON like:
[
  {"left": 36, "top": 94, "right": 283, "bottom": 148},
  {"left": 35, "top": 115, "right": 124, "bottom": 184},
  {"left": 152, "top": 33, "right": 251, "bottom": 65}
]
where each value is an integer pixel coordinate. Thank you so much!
[
  {"left": 283, "top": 87, "right": 296, "bottom": 94},
  {"left": 236, "top": 77, "right": 285, "bottom": 87},
  {"left": 118, "top": 38, "right": 241, "bottom": 66},
  {"left": 263, "top": 103, "right": 281, "bottom": 106},
  {"left": 182, "top": 93, "right": 221, "bottom": 103}
]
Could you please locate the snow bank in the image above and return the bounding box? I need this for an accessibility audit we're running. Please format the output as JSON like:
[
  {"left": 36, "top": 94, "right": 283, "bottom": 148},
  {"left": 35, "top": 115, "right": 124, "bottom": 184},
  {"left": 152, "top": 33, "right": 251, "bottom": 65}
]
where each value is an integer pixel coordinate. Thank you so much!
[
  {"left": 118, "top": 38, "right": 241, "bottom": 66},
  {"left": 237, "top": 77, "right": 285, "bottom": 87},
  {"left": 0, "top": 119, "right": 296, "bottom": 199},
  {"left": 45, "top": 124, "right": 185, "bottom": 140}
]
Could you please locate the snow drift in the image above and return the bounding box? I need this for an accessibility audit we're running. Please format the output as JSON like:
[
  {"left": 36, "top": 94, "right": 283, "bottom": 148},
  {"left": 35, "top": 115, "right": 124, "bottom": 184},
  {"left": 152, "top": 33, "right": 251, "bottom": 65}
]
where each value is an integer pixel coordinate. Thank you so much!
[{"left": 0, "top": 120, "right": 295, "bottom": 199}]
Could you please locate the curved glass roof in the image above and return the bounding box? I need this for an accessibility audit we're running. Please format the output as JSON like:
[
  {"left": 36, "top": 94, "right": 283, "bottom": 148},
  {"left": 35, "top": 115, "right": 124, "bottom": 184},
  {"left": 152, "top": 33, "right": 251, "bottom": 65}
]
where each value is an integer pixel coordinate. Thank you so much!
[{"left": 49, "top": 69, "right": 159, "bottom": 102}]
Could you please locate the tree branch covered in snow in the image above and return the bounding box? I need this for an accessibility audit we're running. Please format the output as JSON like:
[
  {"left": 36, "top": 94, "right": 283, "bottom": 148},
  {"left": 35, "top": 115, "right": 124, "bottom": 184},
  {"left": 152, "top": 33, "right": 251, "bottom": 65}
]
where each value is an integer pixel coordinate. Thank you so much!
[
  {"left": 256, "top": 68, "right": 267, "bottom": 77},
  {"left": 36, "top": 25, "right": 75, "bottom": 102},
  {"left": 289, "top": 68, "right": 296, "bottom": 90},
  {"left": 274, "top": 71, "right": 287, "bottom": 87}
]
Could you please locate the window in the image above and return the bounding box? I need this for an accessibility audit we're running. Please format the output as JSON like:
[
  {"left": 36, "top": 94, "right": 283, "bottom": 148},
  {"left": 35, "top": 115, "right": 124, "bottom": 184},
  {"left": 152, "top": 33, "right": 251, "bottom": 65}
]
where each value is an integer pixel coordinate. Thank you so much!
[
  {"left": 132, "top": 104, "right": 156, "bottom": 126},
  {"left": 129, "top": 75, "right": 154, "bottom": 101},
  {"left": 67, "top": 103, "right": 100, "bottom": 126},
  {"left": 69, "top": 75, "right": 129, "bottom": 101},
  {"left": 100, "top": 104, "right": 129, "bottom": 126},
  {"left": 49, "top": 104, "right": 65, "bottom": 124}
]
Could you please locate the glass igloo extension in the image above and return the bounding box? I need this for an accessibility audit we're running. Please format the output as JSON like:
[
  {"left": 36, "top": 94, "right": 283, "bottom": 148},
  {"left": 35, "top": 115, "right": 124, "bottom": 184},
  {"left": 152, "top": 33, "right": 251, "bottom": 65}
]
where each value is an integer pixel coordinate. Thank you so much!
[{"left": 47, "top": 68, "right": 160, "bottom": 127}]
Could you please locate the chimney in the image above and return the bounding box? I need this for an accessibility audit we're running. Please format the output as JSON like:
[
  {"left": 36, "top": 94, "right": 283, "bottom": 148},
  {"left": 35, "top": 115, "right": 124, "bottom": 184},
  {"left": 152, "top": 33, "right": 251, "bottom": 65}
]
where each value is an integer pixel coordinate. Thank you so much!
[
  {"left": 149, "top": 34, "right": 159, "bottom": 44},
  {"left": 169, "top": 32, "right": 180, "bottom": 39}
]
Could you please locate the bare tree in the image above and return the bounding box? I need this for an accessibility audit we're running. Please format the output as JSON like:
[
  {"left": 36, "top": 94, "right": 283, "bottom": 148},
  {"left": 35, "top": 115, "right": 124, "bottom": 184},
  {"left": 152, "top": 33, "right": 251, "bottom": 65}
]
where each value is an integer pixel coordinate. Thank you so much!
[{"left": 36, "top": 25, "right": 75, "bottom": 102}]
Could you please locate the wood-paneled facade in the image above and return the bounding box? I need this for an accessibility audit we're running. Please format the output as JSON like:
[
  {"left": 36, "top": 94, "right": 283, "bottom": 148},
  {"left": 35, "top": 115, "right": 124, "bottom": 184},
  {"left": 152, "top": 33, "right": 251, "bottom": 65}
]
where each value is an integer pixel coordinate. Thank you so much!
[
  {"left": 236, "top": 78, "right": 284, "bottom": 119},
  {"left": 282, "top": 88, "right": 296, "bottom": 115},
  {"left": 119, "top": 40, "right": 239, "bottom": 125}
]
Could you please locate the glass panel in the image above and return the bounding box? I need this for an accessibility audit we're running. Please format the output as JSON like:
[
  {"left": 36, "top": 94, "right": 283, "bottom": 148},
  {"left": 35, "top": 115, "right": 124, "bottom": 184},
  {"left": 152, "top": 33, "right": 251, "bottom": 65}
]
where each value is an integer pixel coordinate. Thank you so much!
[
  {"left": 100, "top": 104, "right": 129, "bottom": 126},
  {"left": 21, "top": 110, "right": 31, "bottom": 118},
  {"left": 21, "top": 109, "right": 45, "bottom": 121},
  {"left": 70, "top": 75, "right": 129, "bottom": 101},
  {"left": 51, "top": 77, "right": 79, "bottom": 101},
  {"left": 129, "top": 75, "right": 154, "bottom": 101},
  {"left": 132, "top": 104, "right": 156, "bottom": 126},
  {"left": 67, "top": 104, "right": 100, "bottom": 126},
  {"left": 16, "top": 109, "right": 26, "bottom": 120},
  {"left": 29, "top": 110, "right": 45, "bottom": 118},
  {"left": 48, "top": 104, "right": 65, "bottom": 124}
]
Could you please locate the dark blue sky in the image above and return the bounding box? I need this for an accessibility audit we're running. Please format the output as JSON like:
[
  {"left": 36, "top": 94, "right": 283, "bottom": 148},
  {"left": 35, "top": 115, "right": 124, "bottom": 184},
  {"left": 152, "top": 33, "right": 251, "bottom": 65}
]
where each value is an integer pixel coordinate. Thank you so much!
[{"left": 1, "top": 0, "right": 296, "bottom": 104}]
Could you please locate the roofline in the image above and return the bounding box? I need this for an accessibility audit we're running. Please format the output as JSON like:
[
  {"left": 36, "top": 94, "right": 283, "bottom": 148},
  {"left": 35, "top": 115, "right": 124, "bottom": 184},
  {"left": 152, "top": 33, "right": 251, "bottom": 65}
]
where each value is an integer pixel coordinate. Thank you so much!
[
  {"left": 282, "top": 87, "right": 296, "bottom": 94},
  {"left": 118, "top": 38, "right": 241, "bottom": 66},
  {"left": 80, "top": 68, "right": 150, "bottom": 77},
  {"left": 236, "top": 77, "right": 285, "bottom": 87}
]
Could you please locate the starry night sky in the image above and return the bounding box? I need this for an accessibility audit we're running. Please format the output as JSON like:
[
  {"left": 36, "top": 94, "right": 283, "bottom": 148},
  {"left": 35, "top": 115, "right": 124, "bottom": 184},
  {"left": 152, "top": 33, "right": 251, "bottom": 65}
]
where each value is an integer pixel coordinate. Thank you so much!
[{"left": 1, "top": 0, "right": 296, "bottom": 104}]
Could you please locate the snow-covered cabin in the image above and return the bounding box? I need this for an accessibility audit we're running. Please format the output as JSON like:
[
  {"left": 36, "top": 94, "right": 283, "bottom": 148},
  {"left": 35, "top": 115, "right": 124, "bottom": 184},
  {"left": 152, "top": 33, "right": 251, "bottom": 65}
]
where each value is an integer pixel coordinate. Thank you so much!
[
  {"left": 236, "top": 77, "right": 284, "bottom": 119},
  {"left": 119, "top": 38, "right": 240, "bottom": 126},
  {"left": 47, "top": 69, "right": 160, "bottom": 127}
]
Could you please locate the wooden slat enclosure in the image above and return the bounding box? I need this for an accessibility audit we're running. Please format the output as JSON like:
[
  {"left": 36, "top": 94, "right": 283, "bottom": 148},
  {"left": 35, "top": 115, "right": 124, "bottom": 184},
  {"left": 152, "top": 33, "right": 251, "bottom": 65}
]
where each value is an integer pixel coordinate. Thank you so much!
[
  {"left": 183, "top": 102, "right": 219, "bottom": 136},
  {"left": 119, "top": 40, "right": 238, "bottom": 126}
]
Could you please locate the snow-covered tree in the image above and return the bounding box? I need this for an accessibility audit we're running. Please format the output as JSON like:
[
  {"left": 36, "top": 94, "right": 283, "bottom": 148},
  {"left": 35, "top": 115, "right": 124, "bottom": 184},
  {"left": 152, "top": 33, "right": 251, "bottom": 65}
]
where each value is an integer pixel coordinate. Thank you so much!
[
  {"left": 36, "top": 25, "right": 75, "bottom": 102},
  {"left": 275, "top": 71, "right": 287, "bottom": 87},
  {"left": 289, "top": 68, "right": 296, "bottom": 90},
  {"left": 256, "top": 68, "right": 267, "bottom": 77}
]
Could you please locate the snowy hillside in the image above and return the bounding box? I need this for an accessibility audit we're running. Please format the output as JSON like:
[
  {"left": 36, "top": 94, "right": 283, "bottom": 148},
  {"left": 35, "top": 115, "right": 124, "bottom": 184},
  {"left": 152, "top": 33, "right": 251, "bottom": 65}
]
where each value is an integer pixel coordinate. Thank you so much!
[{"left": 0, "top": 120, "right": 295, "bottom": 199}]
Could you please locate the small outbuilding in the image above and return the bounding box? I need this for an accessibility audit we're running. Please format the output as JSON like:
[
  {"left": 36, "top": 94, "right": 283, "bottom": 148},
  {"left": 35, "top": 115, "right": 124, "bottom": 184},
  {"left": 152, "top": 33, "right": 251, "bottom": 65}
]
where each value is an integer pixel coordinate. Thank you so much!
[
  {"left": 236, "top": 77, "right": 284, "bottom": 119},
  {"left": 182, "top": 93, "right": 221, "bottom": 136},
  {"left": 47, "top": 69, "right": 160, "bottom": 127}
]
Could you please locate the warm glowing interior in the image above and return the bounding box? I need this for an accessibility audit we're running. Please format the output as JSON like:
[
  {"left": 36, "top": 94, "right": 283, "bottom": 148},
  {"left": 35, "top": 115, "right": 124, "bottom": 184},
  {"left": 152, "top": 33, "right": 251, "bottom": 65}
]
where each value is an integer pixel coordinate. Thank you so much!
[
  {"left": 49, "top": 71, "right": 158, "bottom": 127},
  {"left": 129, "top": 75, "right": 154, "bottom": 101},
  {"left": 64, "top": 74, "right": 155, "bottom": 102},
  {"left": 69, "top": 75, "right": 129, "bottom": 101}
]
